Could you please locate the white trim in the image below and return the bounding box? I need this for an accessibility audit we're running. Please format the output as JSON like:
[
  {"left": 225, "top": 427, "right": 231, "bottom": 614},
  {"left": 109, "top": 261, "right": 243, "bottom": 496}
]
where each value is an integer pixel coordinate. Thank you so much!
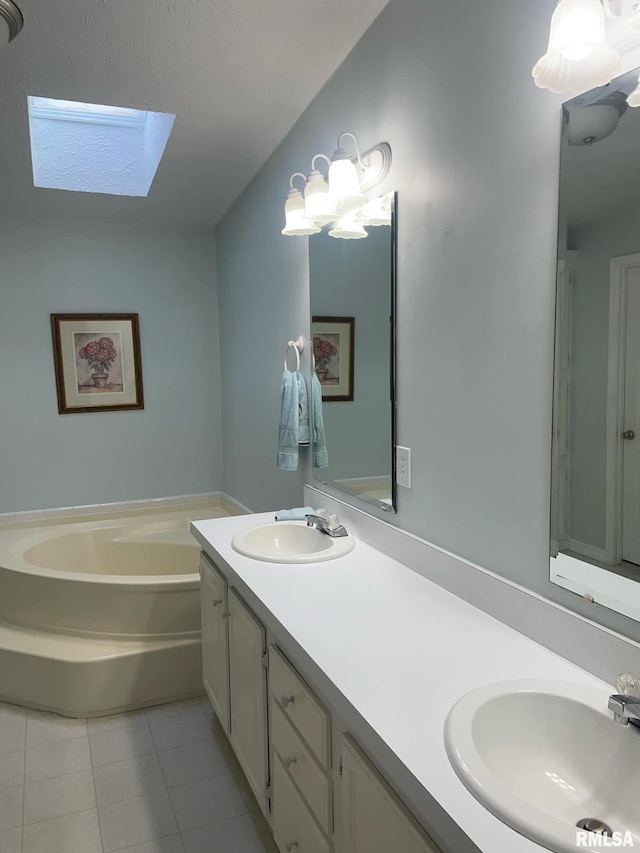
[
  {"left": 551, "top": 552, "right": 640, "bottom": 624},
  {"left": 568, "top": 539, "right": 607, "bottom": 562},
  {"left": 220, "top": 493, "right": 254, "bottom": 516},
  {"left": 605, "top": 253, "right": 640, "bottom": 564},
  {"left": 551, "top": 255, "right": 574, "bottom": 554}
]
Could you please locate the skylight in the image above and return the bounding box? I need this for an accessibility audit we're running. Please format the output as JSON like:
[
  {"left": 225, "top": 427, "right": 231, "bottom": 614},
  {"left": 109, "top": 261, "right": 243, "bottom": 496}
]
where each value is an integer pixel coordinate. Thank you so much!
[{"left": 27, "top": 96, "right": 176, "bottom": 197}]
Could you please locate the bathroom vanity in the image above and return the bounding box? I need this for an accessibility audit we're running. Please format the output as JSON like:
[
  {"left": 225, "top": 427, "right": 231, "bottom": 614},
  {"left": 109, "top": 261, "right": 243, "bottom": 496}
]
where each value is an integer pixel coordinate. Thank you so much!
[{"left": 191, "top": 512, "right": 615, "bottom": 853}]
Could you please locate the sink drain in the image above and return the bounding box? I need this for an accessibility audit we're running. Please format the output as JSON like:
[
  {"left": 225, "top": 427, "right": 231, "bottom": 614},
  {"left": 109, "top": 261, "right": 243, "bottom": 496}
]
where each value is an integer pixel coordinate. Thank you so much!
[{"left": 576, "top": 818, "right": 614, "bottom": 836}]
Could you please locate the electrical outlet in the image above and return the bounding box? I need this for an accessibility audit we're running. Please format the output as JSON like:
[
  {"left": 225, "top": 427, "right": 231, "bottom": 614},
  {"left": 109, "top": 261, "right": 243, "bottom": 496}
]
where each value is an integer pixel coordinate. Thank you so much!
[{"left": 396, "top": 446, "right": 412, "bottom": 488}]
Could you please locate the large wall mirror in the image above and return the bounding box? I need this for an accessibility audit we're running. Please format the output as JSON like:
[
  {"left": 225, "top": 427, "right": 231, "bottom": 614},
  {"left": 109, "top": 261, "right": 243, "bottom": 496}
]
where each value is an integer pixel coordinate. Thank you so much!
[
  {"left": 310, "top": 190, "right": 396, "bottom": 512},
  {"left": 550, "top": 69, "right": 640, "bottom": 622}
]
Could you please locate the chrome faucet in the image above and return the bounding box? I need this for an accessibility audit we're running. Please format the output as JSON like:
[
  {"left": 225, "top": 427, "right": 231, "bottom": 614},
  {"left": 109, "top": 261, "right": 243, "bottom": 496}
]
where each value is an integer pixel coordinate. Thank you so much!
[
  {"left": 306, "top": 513, "right": 349, "bottom": 538},
  {"left": 608, "top": 694, "right": 640, "bottom": 728}
]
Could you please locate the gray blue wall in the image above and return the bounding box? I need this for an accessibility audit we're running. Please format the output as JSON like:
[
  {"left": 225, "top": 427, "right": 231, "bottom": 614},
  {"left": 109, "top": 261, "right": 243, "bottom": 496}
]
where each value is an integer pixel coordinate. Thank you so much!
[
  {"left": 0, "top": 218, "right": 222, "bottom": 512},
  {"left": 215, "top": 0, "right": 640, "bottom": 642}
]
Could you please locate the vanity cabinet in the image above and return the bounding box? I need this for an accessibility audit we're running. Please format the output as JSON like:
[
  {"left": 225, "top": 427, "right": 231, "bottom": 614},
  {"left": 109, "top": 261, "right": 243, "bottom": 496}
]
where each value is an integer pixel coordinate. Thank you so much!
[
  {"left": 199, "top": 557, "right": 229, "bottom": 731},
  {"left": 228, "top": 587, "right": 268, "bottom": 815},
  {"left": 341, "top": 735, "right": 439, "bottom": 853},
  {"left": 199, "top": 551, "right": 442, "bottom": 853},
  {"left": 199, "top": 555, "right": 268, "bottom": 815}
]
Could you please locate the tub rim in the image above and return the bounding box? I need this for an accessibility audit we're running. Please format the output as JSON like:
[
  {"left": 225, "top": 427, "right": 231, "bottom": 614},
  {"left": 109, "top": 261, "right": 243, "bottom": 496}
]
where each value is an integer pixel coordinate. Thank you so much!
[{"left": 0, "top": 506, "right": 221, "bottom": 589}]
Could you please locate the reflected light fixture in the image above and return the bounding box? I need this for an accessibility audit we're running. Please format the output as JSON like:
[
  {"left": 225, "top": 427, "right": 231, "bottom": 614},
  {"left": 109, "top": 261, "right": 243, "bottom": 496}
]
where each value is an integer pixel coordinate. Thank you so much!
[
  {"left": 281, "top": 132, "right": 391, "bottom": 239},
  {"left": 532, "top": 0, "right": 620, "bottom": 94},
  {"left": 356, "top": 193, "right": 393, "bottom": 226},
  {"left": 328, "top": 211, "right": 368, "bottom": 240},
  {"left": 566, "top": 91, "right": 628, "bottom": 142},
  {"left": 281, "top": 173, "right": 320, "bottom": 236},
  {"left": 0, "top": 0, "right": 23, "bottom": 49}
]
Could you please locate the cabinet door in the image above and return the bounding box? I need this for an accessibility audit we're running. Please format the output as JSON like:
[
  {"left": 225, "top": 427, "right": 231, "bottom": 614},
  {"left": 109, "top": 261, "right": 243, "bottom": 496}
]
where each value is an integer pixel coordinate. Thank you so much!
[
  {"left": 200, "top": 558, "right": 230, "bottom": 732},
  {"left": 228, "top": 588, "right": 268, "bottom": 814},
  {"left": 341, "top": 735, "right": 441, "bottom": 853}
]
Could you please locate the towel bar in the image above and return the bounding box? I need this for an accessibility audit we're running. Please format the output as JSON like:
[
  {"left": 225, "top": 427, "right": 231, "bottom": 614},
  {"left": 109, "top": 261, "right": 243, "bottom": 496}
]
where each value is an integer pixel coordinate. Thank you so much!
[{"left": 284, "top": 336, "right": 304, "bottom": 371}]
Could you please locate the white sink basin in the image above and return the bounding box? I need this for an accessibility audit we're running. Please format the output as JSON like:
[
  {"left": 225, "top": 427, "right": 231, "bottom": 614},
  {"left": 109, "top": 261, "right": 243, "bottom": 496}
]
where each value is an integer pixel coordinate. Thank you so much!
[
  {"left": 445, "top": 680, "right": 640, "bottom": 852},
  {"left": 231, "top": 521, "right": 355, "bottom": 563}
]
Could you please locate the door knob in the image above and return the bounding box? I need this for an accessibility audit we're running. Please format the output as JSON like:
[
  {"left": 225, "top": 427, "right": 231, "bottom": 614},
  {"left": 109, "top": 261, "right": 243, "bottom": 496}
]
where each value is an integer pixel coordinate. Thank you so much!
[
  {"left": 282, "top": 756, "right": 297, "bottom": 770},
  {"left": 285, "top": 843, "right": 298, "bottom": 852},
  {"left": 622, "top": 430, "right": 636, "bottom": 440},
  {"left": 281, "top": 694, "right": 295, "bottom": 708}
]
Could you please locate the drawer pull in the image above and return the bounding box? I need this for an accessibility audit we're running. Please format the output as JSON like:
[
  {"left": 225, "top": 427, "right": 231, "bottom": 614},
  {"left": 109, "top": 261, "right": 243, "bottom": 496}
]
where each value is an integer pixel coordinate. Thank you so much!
[
  {"left": 282, "top": 755, "right": 297, "bottom": 769},
  {"left": 212, "top": 598, "right": 222, "bottom": 607},
  {"left": 285, "top": 843, "right": 298, "bottom": 852},
  {"left": 221, "top": 611, "right": 230, "bottom": 620},
  {"left": 281, "top": 694, "right": 295, "bottom": 708}
]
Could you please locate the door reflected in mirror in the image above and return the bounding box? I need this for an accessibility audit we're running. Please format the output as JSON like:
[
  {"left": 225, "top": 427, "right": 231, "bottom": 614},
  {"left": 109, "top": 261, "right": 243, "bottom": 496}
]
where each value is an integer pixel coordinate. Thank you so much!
[
  {"left": 310, "top": 191, "right": 396, "bottom": 512},
  {"left": 551, "top": 69, "right": 640, "bottom": 623}
]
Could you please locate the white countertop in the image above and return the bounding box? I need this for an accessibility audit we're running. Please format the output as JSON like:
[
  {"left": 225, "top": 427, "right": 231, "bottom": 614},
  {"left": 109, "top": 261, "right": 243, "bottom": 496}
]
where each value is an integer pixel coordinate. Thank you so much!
[{"left": 191, "top": 512, "right": 612, "bottom": 853}]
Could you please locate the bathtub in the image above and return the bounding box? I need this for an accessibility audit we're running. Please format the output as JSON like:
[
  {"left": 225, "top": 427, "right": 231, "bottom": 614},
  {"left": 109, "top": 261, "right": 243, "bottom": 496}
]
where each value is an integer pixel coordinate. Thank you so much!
[{"left": 0, "top": 500, "right": 231, "bottom": 716}]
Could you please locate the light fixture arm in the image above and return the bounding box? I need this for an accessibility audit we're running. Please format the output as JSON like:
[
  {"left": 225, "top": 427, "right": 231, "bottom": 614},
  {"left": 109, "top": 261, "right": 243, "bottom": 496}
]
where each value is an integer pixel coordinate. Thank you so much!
[
  {"left": 338, "top": 132, "right": 370, "bottom": 169},
  {"left": 0, "top": 0, "right": 24, "bottom": 41},
  {"left": 311, "top": 153, "right": 331, "bottom": 173},
  {"left": 288, "top": 172, "right": 307, "bottom": 191}
]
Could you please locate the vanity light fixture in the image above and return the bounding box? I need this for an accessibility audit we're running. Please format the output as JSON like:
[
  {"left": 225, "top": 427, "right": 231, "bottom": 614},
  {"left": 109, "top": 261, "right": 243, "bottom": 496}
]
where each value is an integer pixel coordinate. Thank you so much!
[
  {"left": 304, "top": 154, "right": 336, "bottom": 224},
  {"left": 0, "top": 0, "right": 23, "bottom": 50},
  {"left": 281, "top": 173, "right": 321, "bottom": 237},
  {"left": 327, "top": 132, "right": 368, "bottom": 215},
  {"left": 533, "top": 0, "right": 621, "bottom": 94},
  {"left": 281, "top": 132, "right": 392, "bottom": 239}
]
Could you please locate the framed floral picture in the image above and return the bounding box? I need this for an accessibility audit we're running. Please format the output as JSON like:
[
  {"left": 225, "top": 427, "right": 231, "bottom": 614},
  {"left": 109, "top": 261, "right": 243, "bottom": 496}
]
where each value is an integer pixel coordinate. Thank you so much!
[
  {"left": 51, "top": 313, "right": 144, "bottom": 414},
  {"left": 312, "top": 316, "right": 355, "bottom": 401}
]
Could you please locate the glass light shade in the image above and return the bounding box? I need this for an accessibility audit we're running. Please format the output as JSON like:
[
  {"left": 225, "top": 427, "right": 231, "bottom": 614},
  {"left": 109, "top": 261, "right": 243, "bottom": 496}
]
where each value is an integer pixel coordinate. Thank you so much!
[
  {"left": 304, "top": 170, "right": 336, "bottom": 224},
  {"left": 629, "top": 75, "right": 640, "bottom": 108},
  {"left": 532, "top": 0, "right": 620, "bottom": 94},
  {"left": 328, "top": 152, "right": 366, "bottom": 214},
  {"left": 356, "top": 195, "right": 392, "bottom": 227},
  {"left": 281, "top": 191, "right": 320, "bottom": 237},
  {"left": 328, "top": 211, "right": 368, "bottom": 240}
]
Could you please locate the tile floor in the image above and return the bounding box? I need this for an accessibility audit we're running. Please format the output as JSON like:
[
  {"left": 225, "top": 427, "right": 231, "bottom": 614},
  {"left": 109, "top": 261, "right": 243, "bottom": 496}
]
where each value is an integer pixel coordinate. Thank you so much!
[{"left": 0, "top": 695, "right": 278, "bottom": 853}]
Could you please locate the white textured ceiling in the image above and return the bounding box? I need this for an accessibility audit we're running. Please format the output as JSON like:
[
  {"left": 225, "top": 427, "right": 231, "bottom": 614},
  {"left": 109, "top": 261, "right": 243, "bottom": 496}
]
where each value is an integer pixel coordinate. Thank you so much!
[{"left": 0, "top": 0, "right": 390, "bottom": 226}]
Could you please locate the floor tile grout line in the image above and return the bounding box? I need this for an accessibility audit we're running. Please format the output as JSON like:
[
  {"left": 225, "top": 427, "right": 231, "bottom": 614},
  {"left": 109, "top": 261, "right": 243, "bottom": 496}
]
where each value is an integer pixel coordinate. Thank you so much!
[
  {"left": 22, "top": 803, "right": 99, "bottom": 828},
  {"left": 144, "top": 708, "right": 183, "bottom": 846},
  {"left": 20, "top": 716, "right": 26, "bottom": 853},
  {"left": 88, "top": 725, "right": 106, "bottom": 853}
]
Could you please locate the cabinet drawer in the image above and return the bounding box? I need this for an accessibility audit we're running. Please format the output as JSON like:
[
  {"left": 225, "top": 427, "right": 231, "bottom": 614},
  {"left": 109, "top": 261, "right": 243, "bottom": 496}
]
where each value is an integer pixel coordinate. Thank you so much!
[
  {"left": 273, "top": 753, "right": 333, "bottom": 853},
  {"left": 269, "top": 646, "right": 330, "bottom": 768},
  {"left": 271, "top": 698, "right": 332, "bottom": 833}
]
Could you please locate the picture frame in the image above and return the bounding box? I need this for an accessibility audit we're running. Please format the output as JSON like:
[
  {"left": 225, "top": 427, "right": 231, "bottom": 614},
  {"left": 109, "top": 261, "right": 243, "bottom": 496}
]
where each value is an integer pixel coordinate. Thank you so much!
[
  {"left": 51, "top": 313, "right": 144, "bottom": 414},
  {"left": 312, "top": 316, "right": 355, "bottom": 401}
]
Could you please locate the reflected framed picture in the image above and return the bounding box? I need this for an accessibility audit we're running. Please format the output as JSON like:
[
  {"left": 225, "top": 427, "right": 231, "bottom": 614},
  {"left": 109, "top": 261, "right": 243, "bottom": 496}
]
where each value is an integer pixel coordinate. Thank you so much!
[
  {"left": 312, "top": 316, "right": 354, "bottom": 401},
  {"left": 51, "top": 313, "right": 144, "bottom": 414}
]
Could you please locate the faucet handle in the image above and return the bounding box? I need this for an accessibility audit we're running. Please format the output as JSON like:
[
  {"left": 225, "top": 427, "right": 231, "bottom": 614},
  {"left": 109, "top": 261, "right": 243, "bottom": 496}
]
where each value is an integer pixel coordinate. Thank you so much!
[
  {"left": 328, "top": 514, "right": 342, "bottom": 531},
  {"left": 616, "top": 673, "right": 640, "bottom": 698}
]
